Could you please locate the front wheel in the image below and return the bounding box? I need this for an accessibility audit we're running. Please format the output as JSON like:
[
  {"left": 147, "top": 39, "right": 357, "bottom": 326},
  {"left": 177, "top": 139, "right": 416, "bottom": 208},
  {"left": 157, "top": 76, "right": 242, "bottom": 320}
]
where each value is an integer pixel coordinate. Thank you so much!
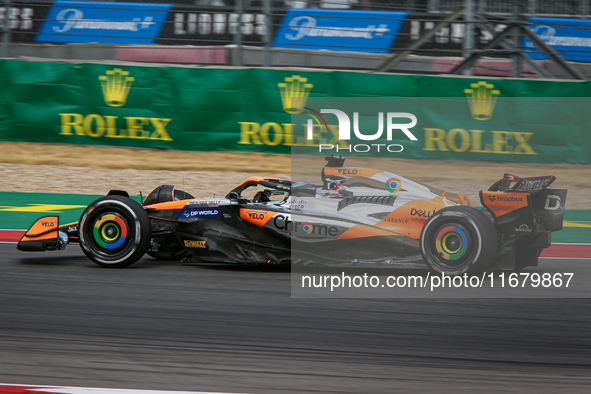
[
  {"left": 79, "top": 196, "right": 152, "bottom": 268},
  {"left": 420, "top": 206, "right": 498, "bottom": 276}
]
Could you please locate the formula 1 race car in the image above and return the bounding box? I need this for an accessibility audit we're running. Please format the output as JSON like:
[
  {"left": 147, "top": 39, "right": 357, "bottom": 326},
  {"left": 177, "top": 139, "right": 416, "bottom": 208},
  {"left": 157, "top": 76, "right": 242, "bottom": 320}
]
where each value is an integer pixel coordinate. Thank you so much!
[{"left": 17, "top": 156, "right": 567, "bottom": 275}]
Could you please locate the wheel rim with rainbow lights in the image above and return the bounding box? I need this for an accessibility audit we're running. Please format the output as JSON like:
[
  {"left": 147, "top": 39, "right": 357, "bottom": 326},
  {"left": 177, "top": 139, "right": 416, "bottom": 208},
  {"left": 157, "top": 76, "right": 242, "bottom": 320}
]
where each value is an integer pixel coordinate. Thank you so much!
[
  {"left": 435, "top": 225, "right": 468, "bottom": 261},
  {"left": 91, "top": 213, "right": 129, "bottom": 251},
  {"left": 420, "top": 207, "right": 498, "bottom": 275},
  {"left": 428, "top": 222, "right": 474, "bottom": 269},
  {"left": 79, "top": 196, "right": 152, "bottom": 267}
]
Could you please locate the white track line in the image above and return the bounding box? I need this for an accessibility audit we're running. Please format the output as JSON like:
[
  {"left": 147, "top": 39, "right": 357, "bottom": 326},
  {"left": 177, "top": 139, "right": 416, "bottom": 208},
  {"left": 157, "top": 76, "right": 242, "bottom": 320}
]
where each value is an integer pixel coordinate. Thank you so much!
[{"left": 0, "top": 383, "right": 249, "bottom": 394}]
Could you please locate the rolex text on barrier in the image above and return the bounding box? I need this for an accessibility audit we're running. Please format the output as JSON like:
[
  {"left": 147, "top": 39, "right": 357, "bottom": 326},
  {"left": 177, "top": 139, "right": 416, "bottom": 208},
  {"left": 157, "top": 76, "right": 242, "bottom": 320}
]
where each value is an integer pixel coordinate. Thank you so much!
[{"left": 59, "top": 68, "right": 172, "bottom": 141}]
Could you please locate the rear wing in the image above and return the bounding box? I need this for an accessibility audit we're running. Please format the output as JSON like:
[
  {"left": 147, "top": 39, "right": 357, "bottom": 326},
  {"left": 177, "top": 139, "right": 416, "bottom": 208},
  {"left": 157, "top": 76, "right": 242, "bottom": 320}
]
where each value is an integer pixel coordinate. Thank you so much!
[
  {"left": 481, "top": 173, "right": 567, "bottom": 236},
  {"left": 488, "top": 173, "right": 556, "bottom": 193}
]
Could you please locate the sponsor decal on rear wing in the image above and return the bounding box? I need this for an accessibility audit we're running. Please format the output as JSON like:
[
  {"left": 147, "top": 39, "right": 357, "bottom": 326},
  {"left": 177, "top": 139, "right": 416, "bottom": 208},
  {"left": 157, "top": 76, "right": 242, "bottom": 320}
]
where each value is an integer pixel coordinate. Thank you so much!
[
  {"left": 511, "top": 175, "right": 556, "bottom": 192},
  {"left": 489, "top": 173, "right": 556, "bottom": 193}
]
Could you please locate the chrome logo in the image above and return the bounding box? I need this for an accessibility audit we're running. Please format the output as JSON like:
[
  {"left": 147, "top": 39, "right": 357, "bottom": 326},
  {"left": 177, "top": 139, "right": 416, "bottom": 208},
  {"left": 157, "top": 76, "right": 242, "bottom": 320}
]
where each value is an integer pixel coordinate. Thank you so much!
[
  {"left": 300, "top": 222, "right": 313, "bottom": 234},
  {"left": 435, "top": 226, "right": 468, "bottom": 261},
  {"left": 93, "top": 214, "right": 128, "bottom": 250},
  {"left": 386, "top": 178, "right": 402, "bottom": 193}
]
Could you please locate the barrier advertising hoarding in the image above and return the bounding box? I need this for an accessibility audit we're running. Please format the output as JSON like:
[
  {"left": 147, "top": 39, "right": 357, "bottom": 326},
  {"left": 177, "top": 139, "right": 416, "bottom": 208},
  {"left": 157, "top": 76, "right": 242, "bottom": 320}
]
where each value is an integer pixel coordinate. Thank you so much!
[
  {"left": 272, "top": 8, "right": 408, "bottom": 53},
  {"left": 36, "top": 0, "right": 172, "bottom": 44},
  {"left": 0, "top": 0, "right": 51, "bottom": 43},
  {"left": 156, "top": 5, "right": 283, "bottom": 46},
  {"left": 524, "top": 16, "right": 591, "bottom": 62},
  {"left": 7, "top": 4, "right": 591, "bottom": 63},
  {"left": 0, "top": 59, "right": 589, "bottom": 164}
]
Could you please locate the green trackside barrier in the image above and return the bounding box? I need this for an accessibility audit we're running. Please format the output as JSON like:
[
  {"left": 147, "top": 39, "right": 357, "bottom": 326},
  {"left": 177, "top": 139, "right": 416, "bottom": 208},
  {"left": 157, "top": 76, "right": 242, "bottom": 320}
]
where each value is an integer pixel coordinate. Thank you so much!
[
  {"left": 0, "top": 192, "right": 588, "bottom": 243},
  {"left": 0, "top": 59, "right": 589, "bottom": 163},
  {"left": 0, "top": 192, "right": 141, "bottom": 230},
  {"left": 560, "top": 209, "right": 591, "bottom": 243}
]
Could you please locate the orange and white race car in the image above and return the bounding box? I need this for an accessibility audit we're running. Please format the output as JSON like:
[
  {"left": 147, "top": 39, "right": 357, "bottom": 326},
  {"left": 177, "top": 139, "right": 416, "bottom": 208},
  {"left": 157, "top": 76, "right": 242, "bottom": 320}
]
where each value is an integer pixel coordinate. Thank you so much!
[{"left": 17, "top": 155, "right": 566, "bottom": 275}]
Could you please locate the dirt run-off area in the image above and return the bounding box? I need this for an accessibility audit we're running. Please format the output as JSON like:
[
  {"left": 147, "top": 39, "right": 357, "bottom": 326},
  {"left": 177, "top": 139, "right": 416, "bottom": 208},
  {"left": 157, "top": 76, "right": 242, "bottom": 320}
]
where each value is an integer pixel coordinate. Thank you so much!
[{"left": 0, "top": 142, "right": 589, "bottom": 209}]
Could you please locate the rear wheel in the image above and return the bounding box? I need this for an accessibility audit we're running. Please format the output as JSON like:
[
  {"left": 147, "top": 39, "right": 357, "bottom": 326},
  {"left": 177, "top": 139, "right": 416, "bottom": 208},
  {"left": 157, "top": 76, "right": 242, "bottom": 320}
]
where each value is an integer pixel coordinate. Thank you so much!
[
  {"left": 420, "top": 206, "right": 498, "bottom": 276},
  {"left": 79, "top": 196, "right": 151, "bottom": 268}
]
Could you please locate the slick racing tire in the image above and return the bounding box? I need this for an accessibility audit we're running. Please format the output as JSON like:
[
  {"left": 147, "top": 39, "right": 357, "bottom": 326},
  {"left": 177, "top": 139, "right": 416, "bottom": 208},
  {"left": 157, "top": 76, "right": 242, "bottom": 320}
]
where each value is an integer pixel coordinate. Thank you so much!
[
  {"left": 420, "top": 206, "right": 497, "bottom": 276},
  {"left": 79, "top": 196, "right": 152, "bottom": 268}
]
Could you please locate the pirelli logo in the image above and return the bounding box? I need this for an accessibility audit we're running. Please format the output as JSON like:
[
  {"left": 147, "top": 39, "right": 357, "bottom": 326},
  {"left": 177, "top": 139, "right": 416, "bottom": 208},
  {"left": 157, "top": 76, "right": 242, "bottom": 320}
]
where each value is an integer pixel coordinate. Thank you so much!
[{"left": 184, "top": 240, "right": 206, "bottom": 248}]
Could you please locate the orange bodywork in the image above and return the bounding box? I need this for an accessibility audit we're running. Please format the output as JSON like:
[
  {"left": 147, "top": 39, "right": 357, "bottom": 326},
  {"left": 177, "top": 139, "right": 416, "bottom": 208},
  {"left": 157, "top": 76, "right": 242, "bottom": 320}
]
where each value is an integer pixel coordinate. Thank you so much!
[
  {"left": 20, "top": 215, "right": 60, "bottom": 242},
  {"left": 231, "top": 176, "right": 284, "bottom": 190},
  {"left": 144, "top": 199, "right": 192, "bottom": 210},
  {"left": 376, "top": 198, "right": 448, "bottom": 240},
  {"left": 323, "top": 167, "right": 382, "bottom": 178},
  {"left": 440, "top": 191, "right": 473, "bottom": 207},
  {"left": 481, "top": 191, "right": 529, "bottom": 217},
  {"left": 239, "top": 208, "right": 276, "bottom": 227},
  {"left": 60, "top": 221, "right": 78, "bottom": 228}
]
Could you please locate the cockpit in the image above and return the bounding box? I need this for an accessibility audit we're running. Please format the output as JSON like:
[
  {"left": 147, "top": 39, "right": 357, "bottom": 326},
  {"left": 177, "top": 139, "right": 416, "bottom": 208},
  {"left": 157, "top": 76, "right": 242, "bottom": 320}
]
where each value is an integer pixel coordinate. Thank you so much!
[{"left": 226, "top": 178, "right": 292, "bottom": 205}]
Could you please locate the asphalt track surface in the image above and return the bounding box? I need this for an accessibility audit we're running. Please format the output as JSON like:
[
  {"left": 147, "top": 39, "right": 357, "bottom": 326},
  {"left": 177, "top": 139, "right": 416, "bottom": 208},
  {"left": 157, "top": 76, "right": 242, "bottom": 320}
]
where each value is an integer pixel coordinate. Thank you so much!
[{"left": 1, "top": 244, "right": 591, "bottom": 393}]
